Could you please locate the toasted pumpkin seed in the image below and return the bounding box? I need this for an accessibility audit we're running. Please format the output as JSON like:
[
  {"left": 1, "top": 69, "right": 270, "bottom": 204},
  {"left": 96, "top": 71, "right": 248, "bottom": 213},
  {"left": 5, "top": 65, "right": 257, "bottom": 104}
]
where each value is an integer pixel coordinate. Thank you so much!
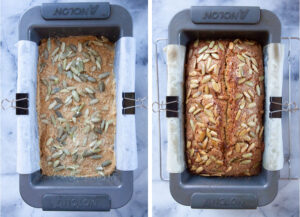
[
  {"left": 235, "top": 110, "right": 241, "bottom": 120},
  {"left": 247, "top": 102, "right": 256, "bottom": 108},
  {"left": 240, "top": 160, "right": 251, "bottom": 165},
  {"left": 218, "top": 42, "right": 224, "bottom": 51},
  {"left": 211, "top": 53, "right": 219, "bottom": 59},
  {"left": 256, "top": 85, "right": 261, "bottom": 96},
  {"left": 248, "top": 143, "right": 256, "bottom": 151},
  {"left": 198, "top": 45, "right": 208, "bottom": 54},
  {"left": 238, "top": 78, "right": 246, "bottom": 84}
]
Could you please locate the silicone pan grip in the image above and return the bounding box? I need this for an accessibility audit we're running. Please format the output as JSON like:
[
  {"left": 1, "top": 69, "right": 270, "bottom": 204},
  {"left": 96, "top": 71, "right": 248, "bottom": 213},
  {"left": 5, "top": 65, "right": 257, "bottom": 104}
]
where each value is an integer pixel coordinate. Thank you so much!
[
  {"left": 191, "top": 6, "right": 260, "bottom": 24},
  {"left": 41, "top": 2, "right": 110, "bottom": 20},
  {"left": 42, "top": 194, "right": 111, "bottom": 211},
  {"left": 191, "top": 193, "right": 258, "bottom": 209}
]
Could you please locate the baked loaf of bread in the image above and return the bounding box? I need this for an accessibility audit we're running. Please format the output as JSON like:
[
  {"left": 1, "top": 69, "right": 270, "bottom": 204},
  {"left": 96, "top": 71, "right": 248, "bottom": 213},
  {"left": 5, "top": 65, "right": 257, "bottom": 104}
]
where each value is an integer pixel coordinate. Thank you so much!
[
  {"left": 37, "top": 36, "right": 116, "bottom": 177},
  {"left": 185, "top": 39, "right": 264, "bottom": 176}
]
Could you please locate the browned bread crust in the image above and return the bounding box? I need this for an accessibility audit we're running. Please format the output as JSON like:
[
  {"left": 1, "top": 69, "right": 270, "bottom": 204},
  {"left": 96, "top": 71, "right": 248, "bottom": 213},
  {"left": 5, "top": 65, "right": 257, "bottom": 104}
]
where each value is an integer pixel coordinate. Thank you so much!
[{"left": 185, "top": 39, "right": 264, "bottom": 176}]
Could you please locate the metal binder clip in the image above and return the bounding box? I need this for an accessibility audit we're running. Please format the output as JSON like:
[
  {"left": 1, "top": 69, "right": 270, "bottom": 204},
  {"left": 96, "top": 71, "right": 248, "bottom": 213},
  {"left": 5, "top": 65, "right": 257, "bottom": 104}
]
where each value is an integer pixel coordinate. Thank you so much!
[
  {"left": 269, "top": 97, "right": 299, "bottom": 118},
  {"left": 123, "top": 97, "right": 147, "bottom": 109},
  {"left": 152, "top": 99, "right": 179, "bottom": 113},
  {"left": 122, "top": 92, "right": 147, "bottom": 115},
  {"left": 1, "top": 94, "right": 29, "bottom": 115}
]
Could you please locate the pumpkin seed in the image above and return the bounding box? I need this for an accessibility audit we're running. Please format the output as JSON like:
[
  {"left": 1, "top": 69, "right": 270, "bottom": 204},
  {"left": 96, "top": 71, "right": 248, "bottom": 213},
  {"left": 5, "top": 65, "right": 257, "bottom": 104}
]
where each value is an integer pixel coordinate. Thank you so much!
[
  {"left": 60, "top": 133, "right": 67, "bottom": 143},
  {"left": 198, "top": 45, "right": 208, "bottom": 54},
  {"left": 89, "top": 99, "right": 99, "bottom": 105},
  {"left": 47, "top": 38, "right": 51, "bottom": 51},
  {"left": 72, "top": 153, "right": 78, "bottom": 162},
  {"left": 50, "top": 115, "right": 56, "bottom": 125},
  {"left": 96, "top": 166, "right": 104, "bottom": 171},
  {"left": 72, "top": 90, "right": 80, "bottom": 102},
  {"left": 66, "top": 60, "right": 74, "bottom": 70},
  {"left": 87, "top": 76, "right": 96, "bottom": 82},
  {"left": 53, "top": 160, "right": 60, "bottom": 168},
  {"left": 94, "top": 127, "right": 102, "bottom": 134},
  {"left": 51, "top": 87, "right": 61, "bottom": 95},
  {"left": 46, "top": 137, "right": 53, "bottom": 146},
  {"left": 73, "top": 111, "right": 82, "bottom": 118},
  {"left": 91, "top": 117, "right": 101, "bottom": 123},
  {"left": 91, "top": 65, "right": 96, "bottom": 72},
  {"left": 85, "top": 87, "right": 95, "bottom": 94},
  {"left": 53, "top": 104, "right": 62, "bottom": 110},
  {"left": 51, "top": 47, "right": 59, "bottom": 57},
  {"left": 101, "top": 160, "right": 112, "bottom": 167},
  {"left": 73, "top": 74, "right": 82, "bottom": 82},
  {"left": 240, "top": 160, "right": 251, "bottom": 165},
  {"left": 82, "top": 149, "right": 96, "bottom": 157},
  {"left": 98, "top": 72, "right": 110, "bottom": 80},
  {"left": 52, "top": 150, "right": 63, "bottom": 159},
  {"left": 91, "top": 155, "right": 102, "bottom": 159},
  {"left": 104, "top": 120, "right": 113, "bottom": 132},
  {"left": 54, "top": 165, "right": 65, "bottom": 172},
  {"left": 98, "top": 81, "right": 105, "bottom": 92}
]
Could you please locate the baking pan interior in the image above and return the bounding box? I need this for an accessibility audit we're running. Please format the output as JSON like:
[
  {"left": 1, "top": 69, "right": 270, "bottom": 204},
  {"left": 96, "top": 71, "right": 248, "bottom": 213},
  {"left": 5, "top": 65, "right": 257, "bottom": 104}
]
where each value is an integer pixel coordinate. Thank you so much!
[
  {"left": 19, "top": 25, "right": 133, "bottom": 208},
  {"left": 179, "top": 30, "right": 269, "bottom": 46},
  {"left": 30, "top": 26, "right": 121, "bottom": 44}
]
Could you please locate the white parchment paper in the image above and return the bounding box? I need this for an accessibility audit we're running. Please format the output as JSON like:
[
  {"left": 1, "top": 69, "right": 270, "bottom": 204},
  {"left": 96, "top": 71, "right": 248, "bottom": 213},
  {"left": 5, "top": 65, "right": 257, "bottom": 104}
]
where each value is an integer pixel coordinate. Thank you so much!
[
  {"left": 114, "top": 37, "right": 137, "bottom": 171},
  {"left": 166, "top": 45, "right": 186, "bottom": 173},
  {"left": 263, "top": 43, "right": 284, "bottom": 171},
  {"left": 16, "top": 40, "right": 40, "bottom": 174}
]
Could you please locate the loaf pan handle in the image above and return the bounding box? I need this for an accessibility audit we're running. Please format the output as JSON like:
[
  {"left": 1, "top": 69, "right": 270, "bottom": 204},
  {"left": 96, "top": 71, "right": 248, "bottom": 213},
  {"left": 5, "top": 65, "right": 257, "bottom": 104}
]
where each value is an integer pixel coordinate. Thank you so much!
[
  {"left": 41, "top": 2, "right": 110, "bottom": 20},
  {"left": 191, "top": 6, "right": 260, "bottom": 24},
  {"left": 191, "top": 193, "right": 258, "bottom": 209},
  {"left": 42, "top": 194, "right": 111, "bottom": 211}
]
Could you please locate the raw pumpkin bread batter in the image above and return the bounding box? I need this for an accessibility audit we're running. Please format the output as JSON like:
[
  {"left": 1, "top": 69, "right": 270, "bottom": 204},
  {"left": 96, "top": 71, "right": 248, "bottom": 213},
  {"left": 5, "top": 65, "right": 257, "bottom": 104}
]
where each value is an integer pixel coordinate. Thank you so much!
[{"left": 37, "top": 36, "right": 116, "bottom": 177}]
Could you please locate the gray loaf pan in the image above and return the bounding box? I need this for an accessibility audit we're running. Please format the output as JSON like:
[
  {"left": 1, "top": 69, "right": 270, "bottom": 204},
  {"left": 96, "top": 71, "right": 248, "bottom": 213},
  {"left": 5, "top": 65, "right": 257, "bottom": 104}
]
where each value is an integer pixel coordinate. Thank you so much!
[
  {"left": 18, "top": 2, "right": 133, "bottom": 211},
  {"left": 168, "top": 6, "right": 281, "bottom": 209}
]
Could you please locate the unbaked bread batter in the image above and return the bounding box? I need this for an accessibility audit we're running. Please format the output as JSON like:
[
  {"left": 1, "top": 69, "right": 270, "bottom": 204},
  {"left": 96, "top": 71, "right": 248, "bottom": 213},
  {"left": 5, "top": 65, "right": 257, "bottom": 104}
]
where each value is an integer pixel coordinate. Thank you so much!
[{"left": 37, "top": 36, "right": 116, "bottom": 177}]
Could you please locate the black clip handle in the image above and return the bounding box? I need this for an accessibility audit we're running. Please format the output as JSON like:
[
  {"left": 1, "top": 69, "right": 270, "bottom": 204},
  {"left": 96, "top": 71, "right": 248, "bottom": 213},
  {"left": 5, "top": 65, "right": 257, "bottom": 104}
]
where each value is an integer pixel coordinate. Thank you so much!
[
  {"left": 16, "top": 93, "right": 28, "bottom": 115},
  {"left": 41, "top": 2, "right": 111, "bottom": 20},
  {"left": 122, "top": 92, "right": 135, "bottom": 115},
  {"left": 42, "top": 194, "right": 111, "bottom": 211},
  {"left": 166, "top": 96, "right": 178, "bottom": 118},
  {"left": 270, "top": 97, "right": 282, "bottom": 118},
  {"left": 191, "top": 6, "right": 260, "bottom": 24}
]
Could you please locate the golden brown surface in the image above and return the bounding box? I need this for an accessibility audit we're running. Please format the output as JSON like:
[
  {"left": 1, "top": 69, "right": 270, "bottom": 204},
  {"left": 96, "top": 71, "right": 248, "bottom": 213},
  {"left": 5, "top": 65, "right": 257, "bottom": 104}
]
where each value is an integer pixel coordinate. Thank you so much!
[
  {"left": 185, "top": 39, "right": 264, "bottom": 176},
  {"left": 37, "top": 36, "right": 116, "bottom": 177}
]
